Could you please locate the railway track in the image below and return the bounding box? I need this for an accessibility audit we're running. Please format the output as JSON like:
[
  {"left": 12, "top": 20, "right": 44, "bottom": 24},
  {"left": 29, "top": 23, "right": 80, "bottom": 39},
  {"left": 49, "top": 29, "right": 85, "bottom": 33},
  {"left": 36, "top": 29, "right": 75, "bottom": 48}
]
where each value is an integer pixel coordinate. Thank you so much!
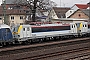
[
  {"left": 23, "top": 48, "right": 90, "bottom": 60},
  {"left": 0, "top": 37, "right": 90, "bottom": 60}
]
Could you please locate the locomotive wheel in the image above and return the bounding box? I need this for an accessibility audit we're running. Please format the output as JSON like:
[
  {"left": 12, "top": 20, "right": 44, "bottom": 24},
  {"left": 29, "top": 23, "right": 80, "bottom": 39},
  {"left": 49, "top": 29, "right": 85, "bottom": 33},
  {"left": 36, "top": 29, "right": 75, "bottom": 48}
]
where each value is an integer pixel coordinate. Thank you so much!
[
  {"left": 39, "top": 39, "right": 43, "bottom": 43},
  {"left": 19, "top": 41, "right": 23, "bottom": 44},
  {"left": 1, "top": 42, "right": 4, "bottom": 47},
  {"left": 26, "top": 39, "right": 31, "bottom": 43},
  {"left": 12, "top": 41, "right": 15, "bottom": 44}
]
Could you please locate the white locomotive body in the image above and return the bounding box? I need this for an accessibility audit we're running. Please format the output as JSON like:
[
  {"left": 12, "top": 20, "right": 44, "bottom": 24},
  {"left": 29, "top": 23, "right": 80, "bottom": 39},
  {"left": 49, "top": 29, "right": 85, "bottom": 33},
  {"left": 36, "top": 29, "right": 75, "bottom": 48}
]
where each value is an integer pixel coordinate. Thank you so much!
[{"left": 12, "top": 23, "right": 79, "bottom": 43}]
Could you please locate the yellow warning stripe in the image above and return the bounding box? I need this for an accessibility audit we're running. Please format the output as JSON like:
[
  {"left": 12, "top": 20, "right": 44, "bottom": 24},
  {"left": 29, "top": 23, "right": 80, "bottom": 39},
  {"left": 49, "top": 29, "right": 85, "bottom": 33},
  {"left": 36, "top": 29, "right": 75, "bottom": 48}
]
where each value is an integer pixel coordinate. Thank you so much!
[{"left": 18, "top": 25, "right": 22, "bottom": 34}]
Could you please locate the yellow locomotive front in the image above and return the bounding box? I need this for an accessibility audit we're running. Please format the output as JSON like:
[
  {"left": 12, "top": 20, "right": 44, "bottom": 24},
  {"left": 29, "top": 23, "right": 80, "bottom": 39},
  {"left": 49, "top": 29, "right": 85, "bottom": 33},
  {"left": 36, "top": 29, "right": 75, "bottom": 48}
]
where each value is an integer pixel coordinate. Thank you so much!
[
  {"left": 12, "top": 25, "right": 32, "bottom": 43},
  {"left": 12, "top": 25, "right": 21, "bottom": 42},
  {"left": 76, "top": 22, "right": 88, "bottom": 36}
]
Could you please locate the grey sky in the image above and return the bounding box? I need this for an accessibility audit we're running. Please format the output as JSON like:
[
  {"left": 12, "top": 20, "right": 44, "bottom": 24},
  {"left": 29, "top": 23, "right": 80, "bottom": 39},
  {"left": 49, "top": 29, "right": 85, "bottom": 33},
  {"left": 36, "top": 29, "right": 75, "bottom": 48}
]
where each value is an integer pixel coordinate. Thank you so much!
[
  {"left": 0, "top": 0, "right": 89, "bottom": 7},
  {"left": 51, "top": 0, "right": 90, "bottom": 7},
  {"left": 0, "top": 0, "right": 1, "bottom": 5}
]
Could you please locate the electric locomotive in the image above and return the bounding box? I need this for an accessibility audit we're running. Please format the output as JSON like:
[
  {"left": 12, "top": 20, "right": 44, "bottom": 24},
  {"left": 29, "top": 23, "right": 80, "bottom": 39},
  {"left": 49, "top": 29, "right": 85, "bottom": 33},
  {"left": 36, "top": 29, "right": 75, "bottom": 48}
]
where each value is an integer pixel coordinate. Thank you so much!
[
  {"left": 76, "top": 22, "right": 88, "bottom": 36},
  {"left": 12, "top": 23, "right": 78, "bottom": 43}
]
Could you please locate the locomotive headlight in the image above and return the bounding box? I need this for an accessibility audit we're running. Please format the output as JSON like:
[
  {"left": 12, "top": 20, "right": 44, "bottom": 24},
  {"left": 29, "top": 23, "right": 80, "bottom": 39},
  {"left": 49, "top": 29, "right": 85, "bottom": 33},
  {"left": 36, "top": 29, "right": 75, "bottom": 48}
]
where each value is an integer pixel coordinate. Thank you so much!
[{"left": 13, "top": 35, "right": 15, "bottom": 38}]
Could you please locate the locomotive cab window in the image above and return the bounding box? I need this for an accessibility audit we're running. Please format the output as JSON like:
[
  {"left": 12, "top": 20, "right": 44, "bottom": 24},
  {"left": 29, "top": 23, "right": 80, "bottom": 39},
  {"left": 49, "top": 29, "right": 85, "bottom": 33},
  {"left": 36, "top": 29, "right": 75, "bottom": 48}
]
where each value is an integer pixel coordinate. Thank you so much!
[
  {"left": 85, "top": 24, "right": 87, "bottom": 27},
  {"left": 76, "top": 23, "right": 80, "bottom": 28},
  {"left": 72, "top": 25, "right": 73, "bottom": 28},
  {"left": 23, "top": 28, "right": 25, "bottom": 31},
  {"left": 72, "top": 25, "right": 75, "bottom": 28},
  {"left": 6, "top": 28, "right": 10, "bottom": 32},
  {"left": 83, "top": 25, "right": 84, "bottom": 27},
  {"left": 74, "top": 25, "right": 75, "bottom": 28},
  {"left": 13, "top": 26, "right": 19, "bottom": 32},
  {"left": 88, "top": 24, "right": 90, "bottom": 28}
]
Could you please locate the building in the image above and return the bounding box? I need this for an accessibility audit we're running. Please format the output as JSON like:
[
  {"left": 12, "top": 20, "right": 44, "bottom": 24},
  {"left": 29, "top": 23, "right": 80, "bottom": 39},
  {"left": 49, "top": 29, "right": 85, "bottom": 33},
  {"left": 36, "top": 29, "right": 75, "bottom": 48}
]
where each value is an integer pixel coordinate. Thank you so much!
[
  {"left": 47, "top": 7, "right": 70, "bottom": 22},
  {"left": 67, "top": 9, "right": 89, "bottom": 19},
  {"left": 0, "top": 4, "right": 28, "bottom": 26},
  {"left": 66, "top": 4, "right": 89, "bottom": 19}
]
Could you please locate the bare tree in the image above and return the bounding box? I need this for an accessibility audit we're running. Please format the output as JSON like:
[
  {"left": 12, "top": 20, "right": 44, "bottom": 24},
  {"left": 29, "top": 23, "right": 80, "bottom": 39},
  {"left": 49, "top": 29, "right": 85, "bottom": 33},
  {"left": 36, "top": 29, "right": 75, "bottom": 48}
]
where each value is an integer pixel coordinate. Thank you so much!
[{"left": 13, "top": 0, "right": 57, "bottom": 22}]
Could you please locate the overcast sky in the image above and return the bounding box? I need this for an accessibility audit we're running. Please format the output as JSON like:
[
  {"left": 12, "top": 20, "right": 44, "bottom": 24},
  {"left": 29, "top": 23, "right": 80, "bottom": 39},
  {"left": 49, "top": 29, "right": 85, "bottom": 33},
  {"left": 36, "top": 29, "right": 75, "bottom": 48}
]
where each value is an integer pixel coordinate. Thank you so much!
[
  {"left": 0, "top": 0, "right": 1, "bottom": 5},
  {"left": 51, "top": 0, "right": 90, "bottom": 7},
  {"left": 0, "top": 0, "right": 90, "bottom": 7}
]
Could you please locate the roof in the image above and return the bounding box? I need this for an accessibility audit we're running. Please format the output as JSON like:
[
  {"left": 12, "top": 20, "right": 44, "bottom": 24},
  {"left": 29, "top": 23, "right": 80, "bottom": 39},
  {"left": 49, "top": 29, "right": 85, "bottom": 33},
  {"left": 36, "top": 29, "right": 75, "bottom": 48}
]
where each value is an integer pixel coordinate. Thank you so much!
[
  {"left": 53, "top": 7, "right": 70, "bottom": 18},
  {"left": 75, "top": 4, "right": 88, "bottom": 9},
  {"left": 67, "top": 9, "right": 90, "bottom": 18},
  {"left": 5, "top": 0, "right": 27, "bottom": 4},
  {"left": 0, "top": 9, "right": 26, "bottom": 15},
  {"left": 0, "top": 4, "right": 29, "bottom": 15},
  {"left": 1, "top": 4, "right": 29, "bottom": 9},
  {"left": 40, "top": 9, "right": 48, "bottom": 12},
  {"left": 71, "top": 9, "right": 89, "bottom": 18},
  {"left": 81, "top": 9, "right": 89, "bottom": 17}
]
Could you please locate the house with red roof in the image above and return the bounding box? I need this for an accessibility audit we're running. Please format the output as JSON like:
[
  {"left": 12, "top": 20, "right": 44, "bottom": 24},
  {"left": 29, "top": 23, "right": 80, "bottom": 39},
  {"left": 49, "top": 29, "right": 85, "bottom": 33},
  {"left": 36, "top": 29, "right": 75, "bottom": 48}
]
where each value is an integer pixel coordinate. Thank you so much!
[
  {"left": 71, "top": 4, "right": 88, "bottom": 10},
  {"left": 66, "top": 4, "right": 89, "bottom": 18}
]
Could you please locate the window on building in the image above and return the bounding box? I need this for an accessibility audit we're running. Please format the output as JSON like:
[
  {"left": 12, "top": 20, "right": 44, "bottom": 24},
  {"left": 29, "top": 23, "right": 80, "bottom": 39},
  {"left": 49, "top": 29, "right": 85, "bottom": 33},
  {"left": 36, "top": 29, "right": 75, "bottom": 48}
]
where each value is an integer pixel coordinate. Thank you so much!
[
  {"left": 78, "top": 14, "right": 81, "bottom": 17},
  {"left": 8, "top": 6, "right": 13, "bottom": 9},
  {"left": 11, "top": 16, "right": 14, "bottom": 20},
  {"left": 20, "top": 16, "right": 23, "bottom": 20}
]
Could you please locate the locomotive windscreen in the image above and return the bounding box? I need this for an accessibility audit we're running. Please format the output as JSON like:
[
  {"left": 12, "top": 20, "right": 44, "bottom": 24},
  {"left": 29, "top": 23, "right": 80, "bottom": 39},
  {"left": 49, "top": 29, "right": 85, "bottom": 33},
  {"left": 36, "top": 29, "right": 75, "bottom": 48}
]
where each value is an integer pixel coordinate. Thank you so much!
[
  {"left": 88, "top": 24, "right": 90, "bottom": 28},
  {"left": 12, "top": 26, "right": 19, "bottom": 32},
  {"left": 76, "top": 23, "right": 80, "bottom": 28}
]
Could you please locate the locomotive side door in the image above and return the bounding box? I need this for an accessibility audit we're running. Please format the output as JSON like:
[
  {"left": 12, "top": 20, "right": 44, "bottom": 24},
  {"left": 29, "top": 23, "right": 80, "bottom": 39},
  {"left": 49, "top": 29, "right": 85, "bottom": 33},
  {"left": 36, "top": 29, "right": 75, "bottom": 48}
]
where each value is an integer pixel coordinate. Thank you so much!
[
  {"left": 82, "top": 22, "right": 88, "bottom": 33},
  {"left": 1, "top": 28, "right": 6, "bottom": 41},
  {"left": 26, "top": 27, "right": 32, "bottom": 38},
  {"left": 70, "top": 23, "right": 77, "bottom": 33},
  {"left": 0, "top": 28, "right": 10, "bottom": 41},
  {"left": 22, "top": 27, "right": 27, "bottom": 38},
  {"left": 5, "top": 28, "right": 13, "bottom": 40},
  {"left": 76, "top": 23, "right": 81, "bottom": 33},
  {"left": 22, "top": 26, "right": 31, "bottom": 38}
]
